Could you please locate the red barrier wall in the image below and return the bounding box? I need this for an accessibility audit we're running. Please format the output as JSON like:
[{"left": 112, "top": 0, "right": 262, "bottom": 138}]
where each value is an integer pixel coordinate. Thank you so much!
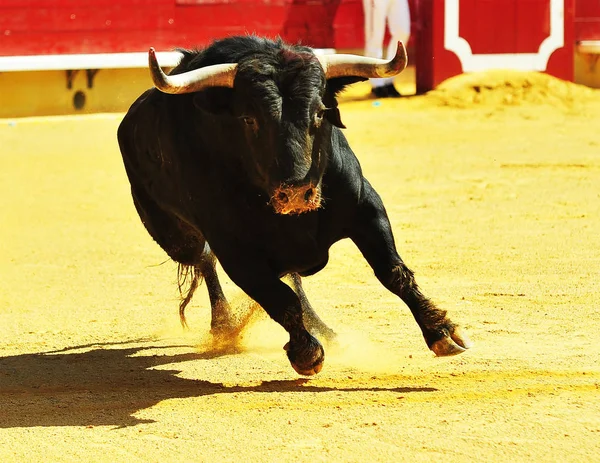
[
  {"left": 416, "top": 0, "right": 575, "bottom": 94},
  {"left": 0, "top": 0, "right": 360, "bottom": 54},
  {"left": 0, "top": 0, "right": 418, "bottom": 56},
  {"left": 3, "top": 0, "right": 589, "bottom": 94}
]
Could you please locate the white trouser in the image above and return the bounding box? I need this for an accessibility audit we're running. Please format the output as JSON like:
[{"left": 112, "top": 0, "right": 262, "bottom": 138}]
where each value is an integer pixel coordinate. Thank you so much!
[{"left": 363, "top": 0, "right": 411, "bottom": 88}]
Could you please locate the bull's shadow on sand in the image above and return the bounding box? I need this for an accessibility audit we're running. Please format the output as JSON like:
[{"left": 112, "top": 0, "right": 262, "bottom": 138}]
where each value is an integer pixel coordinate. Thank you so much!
[{"left": 0, "top": 340, "right": 437, "bottom": 429}]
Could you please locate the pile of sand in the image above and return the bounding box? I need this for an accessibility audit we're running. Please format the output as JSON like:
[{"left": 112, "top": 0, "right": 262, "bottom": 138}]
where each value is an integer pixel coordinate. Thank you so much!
[{"left": 427, "top": 70, "right": 599, "bottom": 110}]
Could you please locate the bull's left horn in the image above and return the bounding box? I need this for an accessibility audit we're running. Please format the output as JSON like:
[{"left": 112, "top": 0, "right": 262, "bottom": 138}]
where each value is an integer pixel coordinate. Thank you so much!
[
  {"left": 148, "top": 47, "right": 238, "bottom": 94},
  {"left": 317, "top": 41, "right": 408, "bottom": 79}
]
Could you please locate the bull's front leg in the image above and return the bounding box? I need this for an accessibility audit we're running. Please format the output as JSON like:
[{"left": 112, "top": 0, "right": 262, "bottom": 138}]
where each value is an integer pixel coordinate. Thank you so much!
[
  {"left": 349, "top": 180, "right": 472, "bottom": 355},
  {"left": 215, "top": 252, "right": 325, "bottom": 375}
]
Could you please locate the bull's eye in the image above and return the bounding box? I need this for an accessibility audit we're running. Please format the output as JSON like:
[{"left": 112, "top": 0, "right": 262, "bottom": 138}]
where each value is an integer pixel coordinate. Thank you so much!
[
  {"left": 314, "top": 109, "right": 325, "bottom": 127},
  {"left": 242, "top": 116, "right": 257, "bottom": 126}
]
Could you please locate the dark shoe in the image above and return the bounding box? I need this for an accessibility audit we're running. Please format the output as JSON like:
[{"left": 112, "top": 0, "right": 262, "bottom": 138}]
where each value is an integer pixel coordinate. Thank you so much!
[
  {"left": 371, "top": 83, "right": 401, "bottom": 98},
  {"left": 384, "top": 83, "right": 402, "bottom": 97}
]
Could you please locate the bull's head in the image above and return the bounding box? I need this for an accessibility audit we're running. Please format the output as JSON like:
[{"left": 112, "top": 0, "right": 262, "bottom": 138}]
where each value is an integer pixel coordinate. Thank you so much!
[{"left": 148, "top": 42, "right": 407, "bottom": 215}]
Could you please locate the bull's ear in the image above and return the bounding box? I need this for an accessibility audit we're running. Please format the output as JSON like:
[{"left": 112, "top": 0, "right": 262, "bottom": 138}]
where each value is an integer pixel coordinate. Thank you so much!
[
  {"left": 324, "top": 76, "right": 366, "bottom": 129},
  {"left": 193, "top": 88, "right": 234, "bottom": 114},
  {"left": 325, "top": 106, "right": 345, "bottom": 129}
]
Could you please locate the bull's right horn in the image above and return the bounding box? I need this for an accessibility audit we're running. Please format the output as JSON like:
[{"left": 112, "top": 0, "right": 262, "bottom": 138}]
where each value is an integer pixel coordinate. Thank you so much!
[
  {"left": 317, "top": 41, "right": 408, "bottom": 79},
  {"left": 148, "top": 47, "right": 238, "bottom": 94}
]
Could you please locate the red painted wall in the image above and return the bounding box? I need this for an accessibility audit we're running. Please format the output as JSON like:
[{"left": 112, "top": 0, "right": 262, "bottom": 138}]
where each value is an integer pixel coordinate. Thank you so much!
[
  {"left": 0, "top": 0, "right": 417, "bottom": 56},
  {"left": 0, "top": 0, "right": 354, "bottom": 55},
  {"left": 416, "top": 0, "right": 575, "bottom": 93},
  {"left": 458, "top": 0, "right": 551, "bottom": 54},
  {"left": 575, "top": 0, "right": 600, "bottom": 42}
]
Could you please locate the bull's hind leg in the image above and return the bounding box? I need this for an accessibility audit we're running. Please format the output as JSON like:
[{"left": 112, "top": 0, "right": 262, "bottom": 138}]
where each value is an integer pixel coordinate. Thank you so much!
[
  {"left": 287, "top": 273, "right": 337, "bottom": 342},
  {"left": 179, "top": 245, "right": 254, "bottom": 342},
  {"left": 130, "top": 186, "right": 236, "bottom": 336},
  {"left": 349, "top": 180, "right": 472, "bottom": 356},
  {"left": 196, "top": 243, "right": 241, "bottom": 338}
]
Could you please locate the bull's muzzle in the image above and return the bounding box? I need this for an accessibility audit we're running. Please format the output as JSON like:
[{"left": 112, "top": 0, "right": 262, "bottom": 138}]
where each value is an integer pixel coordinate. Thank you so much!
[{"left": 270, "top": 183, "right": 322, "bottom": 215}]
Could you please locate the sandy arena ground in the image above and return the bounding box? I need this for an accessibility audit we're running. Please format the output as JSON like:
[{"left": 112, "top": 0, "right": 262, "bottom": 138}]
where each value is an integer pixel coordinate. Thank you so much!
[{"left": 1, "top": 72, "right": 600, "bottom": 462}]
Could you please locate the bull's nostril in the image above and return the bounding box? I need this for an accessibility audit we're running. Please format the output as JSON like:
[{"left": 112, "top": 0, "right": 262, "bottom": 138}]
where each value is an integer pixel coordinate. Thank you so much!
[
  {"left": 277, "top": 191, "right": 289, "bottom": 203},
  {"left": 304, "top": 188, "right": 315, "bottom": 202}
]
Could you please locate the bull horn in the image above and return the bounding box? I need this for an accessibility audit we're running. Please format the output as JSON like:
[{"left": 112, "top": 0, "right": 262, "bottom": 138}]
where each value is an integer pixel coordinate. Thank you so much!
[
  {"left": 148, "top": 47, "right": 238, "bottom": 94},
  {"left": 317, "top": 41, "right": 408, "bottom": 79}
]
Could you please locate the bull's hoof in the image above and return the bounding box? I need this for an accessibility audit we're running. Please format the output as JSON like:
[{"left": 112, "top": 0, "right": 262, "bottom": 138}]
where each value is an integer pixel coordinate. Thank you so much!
[
  {"left": 430, "top": 326, "right": 473, "bottom": 357},
  {"left": 283, "top": 333, "right": 325, "bottom": 376}
]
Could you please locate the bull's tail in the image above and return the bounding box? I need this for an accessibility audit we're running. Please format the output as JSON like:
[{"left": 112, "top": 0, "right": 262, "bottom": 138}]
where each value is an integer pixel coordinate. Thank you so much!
[{"left": 177, "top": 263, "right": 203, "bottom": 328}]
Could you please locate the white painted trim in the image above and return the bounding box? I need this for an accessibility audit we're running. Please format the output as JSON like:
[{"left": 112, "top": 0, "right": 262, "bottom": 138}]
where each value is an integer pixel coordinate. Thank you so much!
[
  {"left": 0, "top": 51, "right": 184, "bottom": 72},
  {"left": 444, "top": 0, "right": 565, "bottom": 72},
  {"left": 313, "top": 48, "right": 336, "bottom": 56}
]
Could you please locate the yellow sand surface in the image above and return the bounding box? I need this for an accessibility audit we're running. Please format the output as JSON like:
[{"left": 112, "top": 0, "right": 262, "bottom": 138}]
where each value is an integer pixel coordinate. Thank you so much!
[{"left": 1, "top": 74, "right": 599, "bottom": 462}]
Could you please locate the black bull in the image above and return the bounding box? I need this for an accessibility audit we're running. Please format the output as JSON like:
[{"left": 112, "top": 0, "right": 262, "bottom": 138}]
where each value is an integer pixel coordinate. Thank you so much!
[{"left": 117, "top": 36, "right": 472, "bottom": 375}]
